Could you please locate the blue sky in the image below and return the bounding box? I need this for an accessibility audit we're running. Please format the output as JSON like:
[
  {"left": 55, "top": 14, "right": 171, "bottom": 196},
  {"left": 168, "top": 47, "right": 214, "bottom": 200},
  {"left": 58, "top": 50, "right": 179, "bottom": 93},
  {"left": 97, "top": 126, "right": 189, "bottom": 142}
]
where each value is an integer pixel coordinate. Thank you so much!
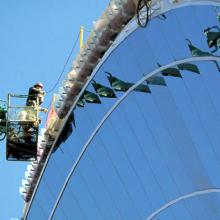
[{"left": 0, "top": 0, "right": 108, "bottom": 219}]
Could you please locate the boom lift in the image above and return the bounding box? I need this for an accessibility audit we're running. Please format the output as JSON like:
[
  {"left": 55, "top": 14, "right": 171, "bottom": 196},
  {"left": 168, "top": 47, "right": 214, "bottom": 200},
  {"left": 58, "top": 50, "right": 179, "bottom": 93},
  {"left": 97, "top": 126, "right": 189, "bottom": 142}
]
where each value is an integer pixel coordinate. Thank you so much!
[{"left": 0, "top": 94, "right": 41, "bottom": 161}]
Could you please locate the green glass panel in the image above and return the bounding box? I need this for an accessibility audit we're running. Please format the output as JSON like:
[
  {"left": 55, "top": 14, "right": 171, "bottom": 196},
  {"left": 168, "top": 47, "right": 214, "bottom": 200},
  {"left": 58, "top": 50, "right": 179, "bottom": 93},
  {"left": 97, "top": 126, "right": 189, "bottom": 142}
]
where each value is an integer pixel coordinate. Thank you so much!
[
  {"left": 186, "top": 39, "right": 211, "bottom": 57},
  {"left": 83, "top": 91, "right": 101, "bottom": 104},
  {"left": 106, "top": 72, "right": 130, "bottom": 91},
  {"left": 177, "top": 63, "right": 200, "bottom": 74},
  {"left": 76, "top": 97, "right": 85, "bottom": 108},
  {"left": 186, "top": 39, "right": 220, "bottom": 72},
  {"left": 217, "top": 38, "right": 220, "bottom": 47},
  {"left": 146, "top": 76, "right": 167, "bottom": 86},
  {"left": 134, "top": 84, "right": 151, "bottom": 93},
  {"left": 204, "top": 26, "right": 220, "bottom": 52},
  {"left": 92, "top": 81, "right": 116, "bottom": 98},
  {"left": 106, "top": 72, "right": 151, "bottom": 93},
  {"left": 158, "top": 63, "right": 182, "bottom": 78}
]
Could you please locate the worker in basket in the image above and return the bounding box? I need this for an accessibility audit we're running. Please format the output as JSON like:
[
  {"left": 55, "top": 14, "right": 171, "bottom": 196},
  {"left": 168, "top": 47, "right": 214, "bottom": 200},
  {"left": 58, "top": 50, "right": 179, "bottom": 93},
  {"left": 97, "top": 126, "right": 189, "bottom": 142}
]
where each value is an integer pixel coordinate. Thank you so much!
[
  {"left": 27, "top": 82, "right": 46, "bottom": 109},
  {"left": 6, "top": 83, "right": 48, "bottom": 159},
  {"left": 25, "top": 82, "right": 48, "bottom": 123},
  {"left": 21, "top": 83, "right": 48, "bottom": 143}
]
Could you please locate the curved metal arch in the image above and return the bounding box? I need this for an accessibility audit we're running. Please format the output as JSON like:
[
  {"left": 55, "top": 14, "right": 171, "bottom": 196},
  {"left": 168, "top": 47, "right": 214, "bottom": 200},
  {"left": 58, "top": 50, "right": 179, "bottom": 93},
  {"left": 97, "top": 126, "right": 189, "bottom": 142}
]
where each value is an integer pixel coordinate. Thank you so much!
[
  {"left": 48, "top": 56, "right": 220, "bottom": 220},
  {"left": 146, "top": 188, "right": 220, "bottom": 220},
  {"left": 23, "top": 1, "right": 220, "bottom": 218},
  {"left": 102, "top": 0, "right": 220, "bottom": 63}
]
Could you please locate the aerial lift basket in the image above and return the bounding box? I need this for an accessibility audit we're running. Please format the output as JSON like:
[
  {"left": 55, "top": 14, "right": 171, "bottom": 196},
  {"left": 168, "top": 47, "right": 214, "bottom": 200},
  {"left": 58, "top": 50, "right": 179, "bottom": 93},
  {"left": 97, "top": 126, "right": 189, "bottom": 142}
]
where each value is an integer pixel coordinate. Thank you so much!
[{"left": 6, "top": 94, "right": 39, "bottom": 161}]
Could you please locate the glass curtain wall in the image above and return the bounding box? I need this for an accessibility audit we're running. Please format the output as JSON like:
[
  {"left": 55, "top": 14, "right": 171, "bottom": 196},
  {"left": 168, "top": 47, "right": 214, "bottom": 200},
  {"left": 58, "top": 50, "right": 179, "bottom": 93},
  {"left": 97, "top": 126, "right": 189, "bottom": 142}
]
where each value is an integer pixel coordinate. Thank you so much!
[{"left": 26, "top": 5, "right": 220, "bottom": 220}]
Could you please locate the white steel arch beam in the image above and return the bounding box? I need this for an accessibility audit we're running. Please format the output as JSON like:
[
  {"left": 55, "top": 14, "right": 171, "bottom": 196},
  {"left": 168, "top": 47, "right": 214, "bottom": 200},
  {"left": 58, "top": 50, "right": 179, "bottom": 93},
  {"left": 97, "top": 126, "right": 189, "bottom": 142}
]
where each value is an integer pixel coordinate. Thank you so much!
[
  {"left": 48, "top": 56, "right": 220, "bottom": 220},
  {"left": 23, "top": 0, "right": 220, "bottom": 218},
  {"left": 56, "top": 0, "right": 220, "bottom": 118},
  {"left": 146, "top": 188, "right": 220, "bottom": 220}
]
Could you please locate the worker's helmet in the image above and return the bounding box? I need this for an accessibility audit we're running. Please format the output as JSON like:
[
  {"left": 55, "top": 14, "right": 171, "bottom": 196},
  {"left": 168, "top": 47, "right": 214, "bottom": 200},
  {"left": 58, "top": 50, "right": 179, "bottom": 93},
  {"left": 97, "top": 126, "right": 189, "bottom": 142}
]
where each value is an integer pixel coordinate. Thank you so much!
[{"left": 34, "top": 82, "right": 43, "bottom": 88}]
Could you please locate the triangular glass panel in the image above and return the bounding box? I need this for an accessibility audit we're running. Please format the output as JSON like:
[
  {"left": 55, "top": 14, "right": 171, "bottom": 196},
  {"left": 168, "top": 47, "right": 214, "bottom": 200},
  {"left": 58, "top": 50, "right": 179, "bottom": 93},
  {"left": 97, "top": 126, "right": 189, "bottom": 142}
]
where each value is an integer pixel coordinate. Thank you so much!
[
  {"left": 76, "top": 97, "right": 85, "bottom": 108},
  {"left": 177, "top": 63, "right": 200, "bottom": 74},
  {"left": 146, "top": 75, "right": 167, "bottom": 86},
  {"left": 186, "top": 39, "right": 211, "bottom": 57},
  {"left": 91, "top": 80, "right": 116, "bottom": 98},
  {"left": 106, "top": 72, "right": 130, "bottom": 91},
  {"left": 134, "top": 84, "right": 151, "bottom": 93},
  {"left": 186, "top": 39, "right": 220, "bottom": 72},
  {"left": 204, "top": 26, "right": 220, "bottom": 53},
  {"left": 83, "top": 90, "right": 101, "bottom": 104},
  {"left": 157, "top": 63, "right": 182, "bottom": 78},
  {"left": 106, "top": 72, "right": 151, "bottom": 93}
]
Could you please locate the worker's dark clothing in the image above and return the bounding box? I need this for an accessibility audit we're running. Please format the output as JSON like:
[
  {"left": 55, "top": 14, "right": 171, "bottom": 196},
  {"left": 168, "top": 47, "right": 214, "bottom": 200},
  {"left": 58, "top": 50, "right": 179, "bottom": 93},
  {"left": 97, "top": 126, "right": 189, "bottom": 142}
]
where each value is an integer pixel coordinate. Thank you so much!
[{"left": 26, "top": 86, "right": 45, "bottom": 107}]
